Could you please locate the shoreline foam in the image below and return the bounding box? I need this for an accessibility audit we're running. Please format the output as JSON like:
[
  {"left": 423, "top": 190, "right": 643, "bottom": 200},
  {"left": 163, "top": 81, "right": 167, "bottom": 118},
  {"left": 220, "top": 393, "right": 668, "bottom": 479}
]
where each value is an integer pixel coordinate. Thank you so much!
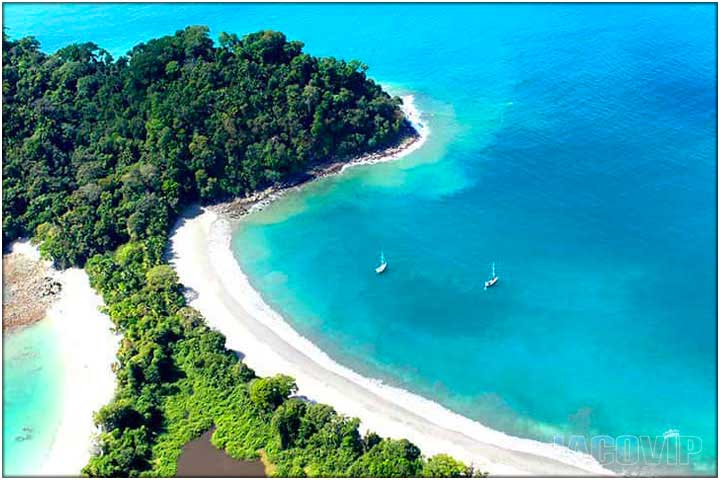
[
  {"left": 169, "top": 97, "right": 614, "bottom": 475},
  {"left": 214, "top": 95, "right": 428, "bottom": 220},
  {"left": 4, "top": 241, "right": 119, "bottom": 475}
]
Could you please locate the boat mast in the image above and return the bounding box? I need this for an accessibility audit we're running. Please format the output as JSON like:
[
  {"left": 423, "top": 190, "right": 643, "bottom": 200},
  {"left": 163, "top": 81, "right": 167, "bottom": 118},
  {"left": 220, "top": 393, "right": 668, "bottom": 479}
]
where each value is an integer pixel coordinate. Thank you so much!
[{"left": 491, "top": 262, "right": 496, "bottom": 278}]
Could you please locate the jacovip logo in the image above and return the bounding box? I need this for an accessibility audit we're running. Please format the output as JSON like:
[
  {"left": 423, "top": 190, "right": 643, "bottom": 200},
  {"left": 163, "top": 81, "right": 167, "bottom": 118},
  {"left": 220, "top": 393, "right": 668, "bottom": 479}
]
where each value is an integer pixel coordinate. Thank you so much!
[{"left": 552, "top": 430, "right": 703, "bottom": 467}]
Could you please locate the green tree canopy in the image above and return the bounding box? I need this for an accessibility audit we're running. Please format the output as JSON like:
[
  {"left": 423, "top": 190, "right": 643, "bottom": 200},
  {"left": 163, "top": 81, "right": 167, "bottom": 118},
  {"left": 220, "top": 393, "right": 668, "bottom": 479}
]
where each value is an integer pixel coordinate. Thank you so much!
[
  {"left": 250, "top": 374, "right": 298, "bottom": 412},
  {"left": 3, "top": 27, "right": 411, "bottom": 267},
  {"left": 4, "top": 28, "right": 471, "bottom": 478},
  {"left": 423, "top": 453, "right": 475, "bottom": 477}
]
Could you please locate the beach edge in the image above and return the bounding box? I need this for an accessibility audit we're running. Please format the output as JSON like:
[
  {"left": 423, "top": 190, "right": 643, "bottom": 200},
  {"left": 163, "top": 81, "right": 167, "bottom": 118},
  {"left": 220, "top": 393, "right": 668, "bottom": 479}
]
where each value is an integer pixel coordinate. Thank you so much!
[
  {"left": 169, "top": 97, "right": 615, "bottom": 476},
  {"left": 4, "top": 242, "right": 120, "bottom": 475}
]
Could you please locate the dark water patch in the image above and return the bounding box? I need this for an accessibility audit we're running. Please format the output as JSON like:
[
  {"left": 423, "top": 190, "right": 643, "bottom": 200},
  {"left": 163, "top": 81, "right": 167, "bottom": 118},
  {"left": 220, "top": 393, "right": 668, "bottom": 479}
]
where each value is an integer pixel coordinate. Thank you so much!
[{"left": 176, "top": 428, "right": 266, "bottom": 478}]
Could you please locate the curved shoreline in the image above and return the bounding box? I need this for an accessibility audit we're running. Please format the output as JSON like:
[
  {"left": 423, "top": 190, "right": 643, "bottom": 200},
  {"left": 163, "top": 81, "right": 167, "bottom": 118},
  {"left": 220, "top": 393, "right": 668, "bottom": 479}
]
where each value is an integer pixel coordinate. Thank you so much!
[
  {"left": 169, "top": 97, "right": 613, "bottom": 475},
  {"left": 213, "top": 95, "right": 429, "bottom": 221},
  {"left": 4, "top": 241, "right": 119, "bottom": 476}
]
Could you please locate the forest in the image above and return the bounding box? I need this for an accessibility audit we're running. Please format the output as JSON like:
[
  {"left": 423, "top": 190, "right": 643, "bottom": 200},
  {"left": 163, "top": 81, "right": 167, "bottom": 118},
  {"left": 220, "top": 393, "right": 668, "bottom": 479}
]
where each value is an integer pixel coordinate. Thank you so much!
[
  {"left": 3, "top": 27, "right": 480, "bottom": 476},
  {"left": 3, "top": 26, "right": 411, "bottom": 267}
]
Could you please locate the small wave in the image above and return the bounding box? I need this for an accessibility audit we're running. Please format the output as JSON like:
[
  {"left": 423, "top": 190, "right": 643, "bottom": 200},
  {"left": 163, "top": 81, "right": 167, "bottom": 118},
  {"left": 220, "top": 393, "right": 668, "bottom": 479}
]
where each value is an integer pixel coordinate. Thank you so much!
[
  {"left": 177, "top": 210, "right": 612, "bottom": 475},
  {"left": 170, "top": 95, "right": 611, "bottom": 475}
]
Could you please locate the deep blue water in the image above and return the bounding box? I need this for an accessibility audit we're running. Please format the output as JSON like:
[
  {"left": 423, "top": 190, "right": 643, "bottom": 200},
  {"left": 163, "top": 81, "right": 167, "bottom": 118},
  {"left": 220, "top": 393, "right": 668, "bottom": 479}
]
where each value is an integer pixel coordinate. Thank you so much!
[{"left": 4, "top": 3, "right": 717, "bottom": 474}]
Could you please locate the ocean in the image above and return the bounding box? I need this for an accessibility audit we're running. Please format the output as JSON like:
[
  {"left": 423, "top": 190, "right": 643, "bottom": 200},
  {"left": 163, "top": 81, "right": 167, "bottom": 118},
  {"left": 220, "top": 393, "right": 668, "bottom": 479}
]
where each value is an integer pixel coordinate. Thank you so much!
[{"left": 3, "top": 3, "right": 717, "bottom": 474}]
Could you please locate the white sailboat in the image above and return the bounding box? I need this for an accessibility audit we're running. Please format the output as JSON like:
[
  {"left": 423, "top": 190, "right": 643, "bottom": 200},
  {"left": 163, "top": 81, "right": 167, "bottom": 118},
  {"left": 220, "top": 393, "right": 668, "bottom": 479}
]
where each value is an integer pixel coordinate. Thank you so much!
[
  {"left": 484, "top": 262, "right": 498, "bottom": 289},
  {"left": 375, "top": 251, "right": 387, "bottom": 274}
]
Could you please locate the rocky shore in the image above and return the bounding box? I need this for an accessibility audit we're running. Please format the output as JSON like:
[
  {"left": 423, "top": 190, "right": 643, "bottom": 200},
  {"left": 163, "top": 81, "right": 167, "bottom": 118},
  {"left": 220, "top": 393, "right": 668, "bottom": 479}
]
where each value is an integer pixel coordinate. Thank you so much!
[
  {"left": 215, "top": 124, "right": 421, "bottom": 221},
  {"left": 2, "top": 243, "right": 62, "bottom": 332}
]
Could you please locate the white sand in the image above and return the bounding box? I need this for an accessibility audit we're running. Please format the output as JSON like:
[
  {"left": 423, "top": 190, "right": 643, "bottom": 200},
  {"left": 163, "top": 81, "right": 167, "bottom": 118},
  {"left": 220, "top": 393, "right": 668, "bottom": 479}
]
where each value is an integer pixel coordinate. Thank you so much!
[
  {"left": 7, "top": 241, "right": 119, "bottom": 475},
  {"left": 10, "top": 240, "right": 43, "bottom": 262},
  {"left": 169, "top": 98, "right": 615, "bottom": 476}
]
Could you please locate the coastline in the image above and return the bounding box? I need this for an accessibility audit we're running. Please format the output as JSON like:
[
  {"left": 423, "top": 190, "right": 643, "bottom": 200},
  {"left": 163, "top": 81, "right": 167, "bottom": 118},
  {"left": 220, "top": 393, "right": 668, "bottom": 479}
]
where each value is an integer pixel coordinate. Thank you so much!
[
  {"left": 169, "top": 96, "right": 613, "bottom": 476},
  {"left": 2, "top": 242, "right": 62, "bottom": 332},
  {"left": 214, "top": 95, "right": 430, "bottom": 220},
  {"left": 3, "top": 242, "right": 119, "bottom": 475}
]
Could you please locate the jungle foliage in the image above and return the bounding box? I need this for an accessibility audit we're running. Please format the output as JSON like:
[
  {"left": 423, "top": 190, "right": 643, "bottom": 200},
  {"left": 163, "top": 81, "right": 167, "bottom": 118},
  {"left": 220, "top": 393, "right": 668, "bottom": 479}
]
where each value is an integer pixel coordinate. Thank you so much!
[{"left": 3, "top": 27, "right": 481, "bottom": 477}]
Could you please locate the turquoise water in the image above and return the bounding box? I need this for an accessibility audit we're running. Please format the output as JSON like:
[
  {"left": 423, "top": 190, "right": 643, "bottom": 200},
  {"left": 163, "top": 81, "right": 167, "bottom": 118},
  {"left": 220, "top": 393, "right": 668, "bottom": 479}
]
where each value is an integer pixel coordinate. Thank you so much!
[
  {"left": 4, "top": 3, "right": 717, "bottom": 474},
  {"left": 3, "top": 320, "right": 63, "bottom": 475}
]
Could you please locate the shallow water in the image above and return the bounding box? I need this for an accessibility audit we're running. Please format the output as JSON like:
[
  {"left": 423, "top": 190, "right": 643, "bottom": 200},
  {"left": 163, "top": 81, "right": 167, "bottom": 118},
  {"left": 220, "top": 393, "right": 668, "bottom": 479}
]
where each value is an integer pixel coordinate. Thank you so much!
[
  {"left": 4, "top": 3, "right": 717, "bottom": 474},
  {"left": 2, "top": 320, "right": 63, "bottom": 476}
]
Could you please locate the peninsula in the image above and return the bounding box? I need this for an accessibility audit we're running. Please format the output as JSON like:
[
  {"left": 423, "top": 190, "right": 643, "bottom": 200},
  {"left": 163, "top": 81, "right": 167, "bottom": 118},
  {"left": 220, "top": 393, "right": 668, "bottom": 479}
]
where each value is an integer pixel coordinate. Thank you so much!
[
  {"left": 5, "top": 4, "right": 716, "bottom": 477},
  {"left": 3, "top": 27, "right": 473, "bottom": 476}
]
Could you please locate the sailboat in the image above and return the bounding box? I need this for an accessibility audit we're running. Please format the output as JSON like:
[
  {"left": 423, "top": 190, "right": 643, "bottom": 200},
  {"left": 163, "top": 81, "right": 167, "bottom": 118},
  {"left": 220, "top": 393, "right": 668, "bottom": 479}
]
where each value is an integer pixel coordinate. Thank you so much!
[
  {"left": 375, "top": 251, "right": 387, "bottom": 274},
  {"left": 484, "top": 262, "right": 498, "bottom": 289}
]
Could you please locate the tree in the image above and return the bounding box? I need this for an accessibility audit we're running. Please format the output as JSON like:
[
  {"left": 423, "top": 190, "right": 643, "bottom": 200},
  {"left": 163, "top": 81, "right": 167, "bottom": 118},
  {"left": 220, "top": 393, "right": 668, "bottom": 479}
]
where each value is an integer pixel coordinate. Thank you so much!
[
  {"left": 348, "top": 439, "right": 423, "bottom": 477},
  {"left": 249, "top": 374, "right": 298, "bottom": 412},
  {"left": 94, "top": 398, "right": 144, "bottom": 433},
  {"left": 423, "top": 454, "right": 474, "bottom": 478},
  {"left": 272, "top": 398, "right": 307, "bottom": 448},
  {"left": 145, "top": 265, "right": 178, "bottom": 290}
]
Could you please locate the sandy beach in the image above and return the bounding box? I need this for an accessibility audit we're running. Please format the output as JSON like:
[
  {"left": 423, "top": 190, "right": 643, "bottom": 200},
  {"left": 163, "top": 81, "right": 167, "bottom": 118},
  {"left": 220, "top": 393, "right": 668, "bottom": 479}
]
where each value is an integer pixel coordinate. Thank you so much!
[
  {"left": 4, "top": 242, "right": 119, "bottom": 475},
  {"left": 169, "top": 97, "right": 614, "bottom": 476}
]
